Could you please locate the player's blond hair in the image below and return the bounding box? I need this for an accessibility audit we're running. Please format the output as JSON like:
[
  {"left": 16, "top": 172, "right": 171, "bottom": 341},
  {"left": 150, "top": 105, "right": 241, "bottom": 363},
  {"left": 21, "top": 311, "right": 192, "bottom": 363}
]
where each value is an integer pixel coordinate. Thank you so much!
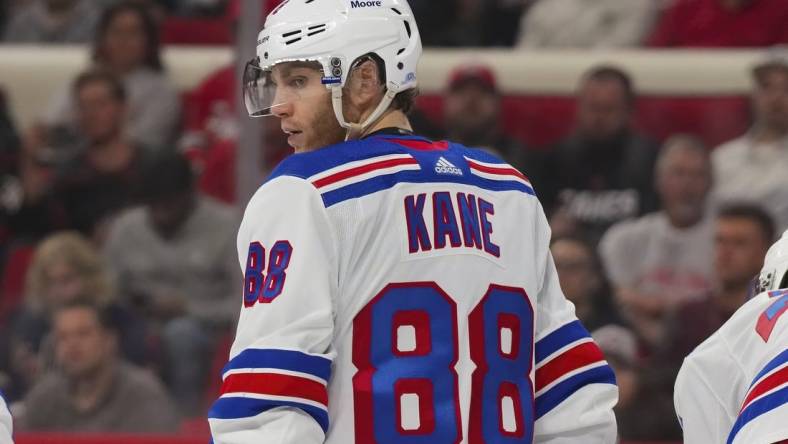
[{"left": 24, "top": 231, "right": 114, "bottom": 312}]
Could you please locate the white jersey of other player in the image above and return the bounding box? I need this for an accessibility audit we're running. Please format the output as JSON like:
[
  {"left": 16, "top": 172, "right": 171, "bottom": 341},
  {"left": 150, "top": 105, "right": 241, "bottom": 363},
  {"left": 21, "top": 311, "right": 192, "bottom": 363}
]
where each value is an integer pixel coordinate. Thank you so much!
[
  {"left": 0, "top": 392, "right": 12, "bottom": 444},
  {"left": 674, "top": 289, "right": 788, "bottom": 444},
  {"left": 208, "top": 135, "right": 618, "bottom": 443}
]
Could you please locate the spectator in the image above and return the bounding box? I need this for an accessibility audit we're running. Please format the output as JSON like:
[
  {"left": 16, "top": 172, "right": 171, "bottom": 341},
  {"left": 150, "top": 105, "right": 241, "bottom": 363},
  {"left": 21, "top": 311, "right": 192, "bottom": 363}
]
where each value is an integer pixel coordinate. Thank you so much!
[
  {"left": 542, "top": 65, "right": 659, "bottom": 243},
  {"left": 1, "top": 231, "right": 148, "bottom": 402},
  {"left": 103, "top": 151, "right": 239, "bottom": 414},
  {"left": 668, "top": 204, "right": 774, "bottom": 361},
  {"left": 18, "top": 301, "right": 177, "bottom": 433},
  {"left": 600, "top": 135, "right": 715, "bottom": 347},
  {"left": 2, "top": 0, "right": 98, "bottom": 44},
  {"left": 52, "top": 70, "right": 147, "bottom": 238},
  {"left": 42, "top": 1, "right": 181, "bottom": 150},
  {"left": 648, "top": 0, "right": 788, "bottom": 47},
  {"left": 712, "top": 49, "right": 788, "bottom": 231},
  {"left": 517, "top": 0, "right": 657, "bottom": 48},
  {"left": 550, "top": 235, "right": 621, "bottom": 332},
  {"left": 179, "top": 0, "right": 289, "bottom": 203},
  {"left": 593, "top": 325, "right": 681, "bottom": 440},
  {"left": 443, "top": 64, "right": 532, "bottom": 172}
]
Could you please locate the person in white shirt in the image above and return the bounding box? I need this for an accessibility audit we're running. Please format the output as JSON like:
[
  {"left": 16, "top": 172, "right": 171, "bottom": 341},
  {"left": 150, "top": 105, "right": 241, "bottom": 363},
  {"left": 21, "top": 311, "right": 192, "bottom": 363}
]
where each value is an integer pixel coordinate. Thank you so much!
[
  {"left": 674, "top": 229, "right": 788, "bottom": 444},
  {"left": 600, "top": 134, "right": 715, "bottom": 347},
  {"left": 712, "top": 48, "right": 788, "bottom": 231}
]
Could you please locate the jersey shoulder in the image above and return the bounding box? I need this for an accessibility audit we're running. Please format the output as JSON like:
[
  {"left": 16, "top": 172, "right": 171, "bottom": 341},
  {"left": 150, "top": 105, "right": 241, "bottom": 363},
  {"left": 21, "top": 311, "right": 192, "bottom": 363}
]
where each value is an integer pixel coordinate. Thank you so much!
[{"left": 263, "top": 135, "right": 535, "bottom": 209}]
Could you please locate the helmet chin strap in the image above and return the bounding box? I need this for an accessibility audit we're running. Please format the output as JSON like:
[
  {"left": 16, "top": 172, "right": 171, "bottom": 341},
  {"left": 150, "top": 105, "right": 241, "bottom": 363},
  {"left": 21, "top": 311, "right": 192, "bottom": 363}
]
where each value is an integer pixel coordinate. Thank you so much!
[{"left": 331, "top": 85, "right": 398, "bottom": 141}]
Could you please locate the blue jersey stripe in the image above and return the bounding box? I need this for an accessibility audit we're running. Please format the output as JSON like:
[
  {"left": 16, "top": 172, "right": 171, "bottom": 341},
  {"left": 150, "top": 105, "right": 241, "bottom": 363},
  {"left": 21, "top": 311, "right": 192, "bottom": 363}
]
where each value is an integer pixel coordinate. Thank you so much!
[
  {"left": 535, "top": 364, "right": 617, "bottom": 419},
  {"left": 320, "top": 169, "right": 534, "bottom": 207},
  {"left": 535, "top": 321, "right": 591, "bottom": 364},
  {"left": 727, "top": 385, "right": 788, "bottom": 444},
  {"left": 222, "top": 349, "right": 332, "bottom": 381},
  {"left": 209, "top": 396, "right": 329, "bottom": 432},
  {"left": 749, "top": 349, "right": 788, "bottom": 390}
]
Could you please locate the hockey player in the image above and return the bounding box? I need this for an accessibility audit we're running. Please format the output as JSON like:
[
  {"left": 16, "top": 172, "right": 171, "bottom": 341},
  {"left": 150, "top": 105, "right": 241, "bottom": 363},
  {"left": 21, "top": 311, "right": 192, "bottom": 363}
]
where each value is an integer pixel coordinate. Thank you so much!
[
  {"left": 0, "top": 392, "right": 12, "bottom": 444},
  {"left": 208, "top": 0, "right": 618, "bottom": 442},
  {"left": 674, "top": 229, "right": 788, "bottom": 444}
]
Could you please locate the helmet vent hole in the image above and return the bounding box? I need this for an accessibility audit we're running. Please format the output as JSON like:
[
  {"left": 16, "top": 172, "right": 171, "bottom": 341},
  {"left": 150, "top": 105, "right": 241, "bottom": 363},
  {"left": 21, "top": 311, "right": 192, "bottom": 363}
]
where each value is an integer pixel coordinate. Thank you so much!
[
  {"left": 282, "top": 29, "right": 302, "bottom": 38},
  {"left": 305, "top": 0, "right": 315, "bottom": 3},
  {"left": 403, "top": 21, "right": 411, "bottom": 38},
  {"left": 307, "top": 28, "right": 326, "bottom": 37},
  {"left": 285, "top": 37, "right": 302, "bottom": 45},
  {"left": 397, "top": 62, "right": 404, "bottom": 70},
  {"left": 308, "top": 24, "right": 326, "bottom": 30},
  {"left": 396, "top": 48, "right": 405, "bottom": 55},
  {"left": 391, "top": 7, "right": 402, "bottom": 14}
]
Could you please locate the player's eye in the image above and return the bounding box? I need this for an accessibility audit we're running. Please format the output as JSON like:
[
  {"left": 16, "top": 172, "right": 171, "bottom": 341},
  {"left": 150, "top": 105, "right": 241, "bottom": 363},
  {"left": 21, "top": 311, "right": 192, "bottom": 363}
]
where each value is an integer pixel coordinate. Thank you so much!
[{"left": 288, "top": 77, "right": 307, "bottom": 89}]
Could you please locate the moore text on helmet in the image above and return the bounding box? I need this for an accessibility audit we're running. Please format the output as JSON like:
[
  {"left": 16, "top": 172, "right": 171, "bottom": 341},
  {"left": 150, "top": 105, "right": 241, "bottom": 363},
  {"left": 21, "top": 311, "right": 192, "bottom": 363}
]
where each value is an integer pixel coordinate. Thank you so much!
[{"left": 350, "top": 0, "right": 382, "bottom": 8}]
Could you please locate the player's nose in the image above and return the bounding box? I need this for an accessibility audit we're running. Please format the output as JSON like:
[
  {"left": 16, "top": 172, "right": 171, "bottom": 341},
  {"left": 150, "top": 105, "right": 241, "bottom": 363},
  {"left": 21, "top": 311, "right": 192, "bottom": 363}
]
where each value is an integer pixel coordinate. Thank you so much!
[{"left": 271, "top": 100, "right": 293, "bottom": 118}]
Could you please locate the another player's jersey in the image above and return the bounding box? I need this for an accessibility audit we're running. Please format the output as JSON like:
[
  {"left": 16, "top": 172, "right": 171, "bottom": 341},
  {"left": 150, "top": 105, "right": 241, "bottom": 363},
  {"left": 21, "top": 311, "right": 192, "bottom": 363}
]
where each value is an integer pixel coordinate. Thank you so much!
[
  {"left": 674, "top": 289, "right": 788, "bottom": 444},
  {"left": 209, "top": 134, "right": 618, "bottom": 444},
  {"left": 0, "top": 392, "right": 12, "bottom": 444}
]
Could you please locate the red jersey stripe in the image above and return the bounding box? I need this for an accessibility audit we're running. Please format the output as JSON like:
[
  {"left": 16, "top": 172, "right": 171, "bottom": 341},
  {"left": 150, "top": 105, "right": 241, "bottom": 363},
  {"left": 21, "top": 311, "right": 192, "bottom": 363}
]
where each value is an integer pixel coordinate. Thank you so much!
[
  {"left": 740, "top": 365, "right": 788, "bottom": 413},
  {"left": 312, "top": 157, "right": 418, "bottom": 189},
  {"left": 221, "top": 373, "right": 329, "bottom": 406},
  {"left": 535, "top": 341, "right": 606, "bottom": 391},
  {"left": 466, "top": 160, "right": 529, "bottom": 182}
]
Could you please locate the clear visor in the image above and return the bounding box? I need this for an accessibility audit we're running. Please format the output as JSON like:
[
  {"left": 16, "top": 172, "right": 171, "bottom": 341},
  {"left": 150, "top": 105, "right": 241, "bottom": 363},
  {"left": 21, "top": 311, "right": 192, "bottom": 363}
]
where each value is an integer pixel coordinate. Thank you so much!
[{"left": 243, "top": 58, "right": 330, "bottom": 117}]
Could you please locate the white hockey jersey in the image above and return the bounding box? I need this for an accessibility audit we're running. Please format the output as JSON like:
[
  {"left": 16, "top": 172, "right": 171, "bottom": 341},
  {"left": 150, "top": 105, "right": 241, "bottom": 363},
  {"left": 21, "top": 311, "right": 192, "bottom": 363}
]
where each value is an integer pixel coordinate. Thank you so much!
[
  {"left": 0, "top": 392, "right": 12, "bottom": 444},
  {"left": 208, "top": 134, "right": 618, "bottom": 444},
  {"left": 674, "top": 289, "right": 788, "bottom": 444}
]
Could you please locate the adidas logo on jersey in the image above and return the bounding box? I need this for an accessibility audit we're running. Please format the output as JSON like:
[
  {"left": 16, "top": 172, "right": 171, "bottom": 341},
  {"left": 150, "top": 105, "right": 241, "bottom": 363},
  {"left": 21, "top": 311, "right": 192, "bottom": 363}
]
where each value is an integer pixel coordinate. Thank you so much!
[{"left": 434, "top": 157, "right": 463, "bottom": 176}]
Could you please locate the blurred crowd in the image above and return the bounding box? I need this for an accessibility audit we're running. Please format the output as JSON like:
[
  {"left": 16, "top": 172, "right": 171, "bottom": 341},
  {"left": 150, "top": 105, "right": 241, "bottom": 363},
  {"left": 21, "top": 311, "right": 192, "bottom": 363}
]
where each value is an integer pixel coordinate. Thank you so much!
[{"left": 0, "top": 0, "right": 786, "bottom": 440}]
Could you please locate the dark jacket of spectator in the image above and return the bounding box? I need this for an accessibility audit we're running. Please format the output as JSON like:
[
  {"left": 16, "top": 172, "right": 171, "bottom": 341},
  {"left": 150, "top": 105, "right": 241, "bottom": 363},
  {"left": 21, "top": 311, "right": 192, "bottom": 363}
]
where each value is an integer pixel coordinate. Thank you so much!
[{"left": 543, "top": 129, "right": 658, "bottom": 242}]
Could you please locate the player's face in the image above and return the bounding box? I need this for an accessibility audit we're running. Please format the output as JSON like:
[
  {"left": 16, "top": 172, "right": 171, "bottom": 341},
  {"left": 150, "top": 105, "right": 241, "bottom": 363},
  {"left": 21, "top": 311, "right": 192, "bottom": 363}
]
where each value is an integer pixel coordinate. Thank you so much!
[
  {"left": 269, "top": 63, "right": 345, "bottom": 152},
  {"left": 714, "top": 218, "right": 770, "bottom": 288},
  {"left": 54, "top": 308, "right": 115, "bottom": 379},
  {"left": 753, "top": 69, "right": 788, "bottom": 133},
  {"left": 577, "top": 79, "right": 631, "bottom": 141}
]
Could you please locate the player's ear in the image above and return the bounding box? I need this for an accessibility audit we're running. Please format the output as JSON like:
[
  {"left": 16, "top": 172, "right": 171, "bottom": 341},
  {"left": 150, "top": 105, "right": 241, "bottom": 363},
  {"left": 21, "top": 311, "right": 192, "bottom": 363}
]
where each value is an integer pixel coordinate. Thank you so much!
[{"left": 344, "top": 59, "right": 384, "bottom": 110}]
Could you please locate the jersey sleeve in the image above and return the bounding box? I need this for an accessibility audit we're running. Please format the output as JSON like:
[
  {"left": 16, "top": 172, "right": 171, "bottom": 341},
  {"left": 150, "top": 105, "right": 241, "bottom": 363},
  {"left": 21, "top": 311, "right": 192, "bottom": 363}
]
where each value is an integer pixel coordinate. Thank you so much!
[
  {"left": 727, "top": 337, "right": 788, "bottom": 444},
  {"left": 0, "top": 392, "right": 12, "bottom": 444},
  {"left": 674, "top": 354, "right": 734, "bottom": 444},
  {"left": 208, "top": 176, "right": 338, "bottom": 444},
  {"left": 531, "top": 205, "right": 618, "bottom": 444}
]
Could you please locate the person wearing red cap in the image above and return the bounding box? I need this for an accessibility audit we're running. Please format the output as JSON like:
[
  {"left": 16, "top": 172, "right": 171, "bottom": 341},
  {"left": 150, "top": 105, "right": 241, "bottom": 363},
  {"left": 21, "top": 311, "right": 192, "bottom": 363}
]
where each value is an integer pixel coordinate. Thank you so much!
[{"left": 443, "top": 63, "right": 534, "bottom": 175}]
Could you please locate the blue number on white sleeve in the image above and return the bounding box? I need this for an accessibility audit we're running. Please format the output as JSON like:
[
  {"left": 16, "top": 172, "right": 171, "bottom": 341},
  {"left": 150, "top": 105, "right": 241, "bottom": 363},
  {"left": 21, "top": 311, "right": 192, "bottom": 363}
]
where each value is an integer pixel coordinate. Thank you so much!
[
  {"left": 353, "top": 282, "right": 535, "bottom": 443},
  {"left": 243, "top": 240, "right": 293, "bottom": 307}
]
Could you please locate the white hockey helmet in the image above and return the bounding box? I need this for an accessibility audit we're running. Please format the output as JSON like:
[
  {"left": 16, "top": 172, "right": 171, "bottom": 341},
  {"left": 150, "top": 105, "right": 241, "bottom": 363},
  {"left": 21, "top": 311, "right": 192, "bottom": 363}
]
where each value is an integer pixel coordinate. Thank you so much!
[
  {"left": 243, "top": 0, "right": 422, "bottom": 134},
  {"left": 757, "top": 229, "right": 788, "bottom": 293}
]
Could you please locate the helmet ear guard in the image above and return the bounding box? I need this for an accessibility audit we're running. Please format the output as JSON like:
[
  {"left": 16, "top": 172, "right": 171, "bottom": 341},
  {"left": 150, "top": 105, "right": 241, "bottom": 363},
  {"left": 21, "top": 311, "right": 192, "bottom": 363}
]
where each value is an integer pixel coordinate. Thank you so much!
[{"left": 757, "top": 229, "right": 788, "bottom": 294}]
